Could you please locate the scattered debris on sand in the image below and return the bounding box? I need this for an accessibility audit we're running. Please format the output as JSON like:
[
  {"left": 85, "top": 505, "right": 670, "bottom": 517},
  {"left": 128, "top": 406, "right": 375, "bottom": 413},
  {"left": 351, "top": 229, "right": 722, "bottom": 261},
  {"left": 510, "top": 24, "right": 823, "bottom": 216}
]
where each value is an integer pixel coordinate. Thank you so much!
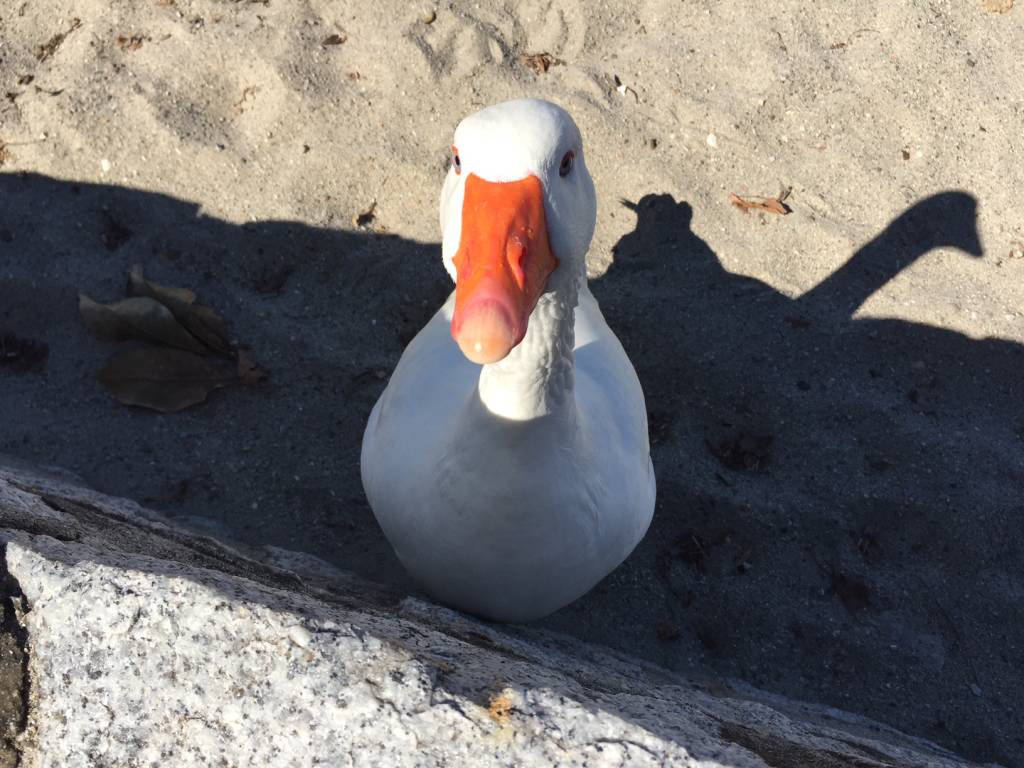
[
  {"left": 79, "top": 265, "right": 265, "bottom": 412},
  {"left": 521, "top": 52, "right": 563, "bottom": 75},
  {"left": 729, "top": 188, "right": 793, "bottom": 215},
  {"left": 35, "top": 18, "right": 82, "bottom": 62}
]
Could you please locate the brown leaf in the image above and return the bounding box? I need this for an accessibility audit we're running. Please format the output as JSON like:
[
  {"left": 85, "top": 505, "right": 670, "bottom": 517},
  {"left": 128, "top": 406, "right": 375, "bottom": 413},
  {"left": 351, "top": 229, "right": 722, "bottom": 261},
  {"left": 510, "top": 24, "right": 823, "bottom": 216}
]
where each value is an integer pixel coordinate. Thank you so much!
[
  {"left": 36, "top": 18, "right": 82, "bottom": 62},
  {"left": 237, "top": 349, "right": 267, "bottom": 385},
  {"left": 79, "top": 294, "right": 211, "bottom": 354},
  {"left": 322, "top": 33, "right": 347, "bottom": 46},
  {"left": 98, "top": 348, "right": 237, "bottom": 413},
  {"left": 729, "top": 191, "right": 792, "bottom": 215},
  {"left": 115, "top": 34, "right": 147, "bottom": 51},
  {"left": 0, "top": 142, "right": 10, "bottom": 167},
  {"left": 520, "top": 52, "right": 563, "bottom": 74},
  {"left": 126, "top": 265, "right": 232, "bottom": 355},
  {"left": 982, "top": 0, "right": 1014, "bottom": 12}
]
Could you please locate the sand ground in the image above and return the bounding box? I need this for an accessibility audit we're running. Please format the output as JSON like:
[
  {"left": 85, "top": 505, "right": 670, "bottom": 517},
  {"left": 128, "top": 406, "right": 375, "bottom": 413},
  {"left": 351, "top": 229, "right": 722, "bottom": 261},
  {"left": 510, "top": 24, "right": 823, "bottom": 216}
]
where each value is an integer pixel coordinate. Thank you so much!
[{"left": 1, "top": 0, "right": 1022, "bottom": 764}]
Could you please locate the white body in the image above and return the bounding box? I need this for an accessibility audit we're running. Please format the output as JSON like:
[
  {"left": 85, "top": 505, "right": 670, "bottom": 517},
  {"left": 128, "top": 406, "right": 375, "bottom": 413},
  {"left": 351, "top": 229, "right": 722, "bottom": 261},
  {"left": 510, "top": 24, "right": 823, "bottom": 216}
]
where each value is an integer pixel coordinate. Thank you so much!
[{"left": 360, "top": 99, "right": 655, "bottom": 622}]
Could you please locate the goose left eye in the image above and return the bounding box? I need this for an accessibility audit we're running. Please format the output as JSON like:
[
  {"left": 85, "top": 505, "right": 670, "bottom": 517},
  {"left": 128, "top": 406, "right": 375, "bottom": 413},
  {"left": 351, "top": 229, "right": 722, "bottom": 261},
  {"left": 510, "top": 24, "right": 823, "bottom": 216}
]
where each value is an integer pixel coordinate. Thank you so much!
[
  {"left": 452, "top": 146, "right": 461, "bottom": 175},
  {"left": 559, "top": 150, "right": 575, "bottom": 178}
]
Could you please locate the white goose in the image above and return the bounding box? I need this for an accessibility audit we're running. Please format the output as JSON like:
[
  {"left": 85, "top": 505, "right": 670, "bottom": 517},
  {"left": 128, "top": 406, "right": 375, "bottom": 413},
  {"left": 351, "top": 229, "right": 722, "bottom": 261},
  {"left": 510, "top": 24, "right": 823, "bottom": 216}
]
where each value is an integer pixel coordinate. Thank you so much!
[{"left": 361, "top": 99, "right": 655, "bottom": 622}]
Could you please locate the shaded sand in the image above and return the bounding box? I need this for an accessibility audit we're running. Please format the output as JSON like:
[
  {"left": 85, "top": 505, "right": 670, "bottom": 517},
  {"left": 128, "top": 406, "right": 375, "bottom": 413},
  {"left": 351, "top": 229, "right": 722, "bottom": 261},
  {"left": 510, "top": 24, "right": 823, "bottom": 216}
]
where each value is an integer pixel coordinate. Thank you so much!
[{"left": 2, "top": 1, "right": 1022, "bottom": 764}]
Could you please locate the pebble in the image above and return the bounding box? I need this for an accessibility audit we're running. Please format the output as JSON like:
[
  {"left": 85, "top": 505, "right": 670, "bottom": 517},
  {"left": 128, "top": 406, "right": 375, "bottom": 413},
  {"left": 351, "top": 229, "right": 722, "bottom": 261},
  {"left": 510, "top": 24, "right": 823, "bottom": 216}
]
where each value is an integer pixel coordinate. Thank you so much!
[
  {"left": 970, "top": 683, "right": 982, "bottom": 697},
  {"left": 288, "top": 625, "right": 313, "bottom": 649},
  {"left": 100, "top": 158, "right": 111, "bottom": 173},
  {"left": 706, "top": 133, "right": 718, "bottom": 148}
]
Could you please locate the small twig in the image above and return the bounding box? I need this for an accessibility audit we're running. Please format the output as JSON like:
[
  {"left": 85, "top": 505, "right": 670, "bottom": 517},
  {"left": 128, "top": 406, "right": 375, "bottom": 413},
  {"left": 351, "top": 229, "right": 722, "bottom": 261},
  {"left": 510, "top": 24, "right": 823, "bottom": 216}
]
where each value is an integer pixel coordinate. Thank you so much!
[{"left": 729, "top": 188, "right": 792, "bottom": 215}]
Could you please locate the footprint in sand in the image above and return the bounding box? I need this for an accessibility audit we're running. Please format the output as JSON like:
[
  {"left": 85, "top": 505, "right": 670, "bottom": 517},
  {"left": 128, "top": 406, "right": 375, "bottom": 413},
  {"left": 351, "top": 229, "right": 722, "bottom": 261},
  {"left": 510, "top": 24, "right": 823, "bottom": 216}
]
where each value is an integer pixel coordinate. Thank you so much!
[{"left": 404, "top": 0, "right": 586, "bottom": 81}]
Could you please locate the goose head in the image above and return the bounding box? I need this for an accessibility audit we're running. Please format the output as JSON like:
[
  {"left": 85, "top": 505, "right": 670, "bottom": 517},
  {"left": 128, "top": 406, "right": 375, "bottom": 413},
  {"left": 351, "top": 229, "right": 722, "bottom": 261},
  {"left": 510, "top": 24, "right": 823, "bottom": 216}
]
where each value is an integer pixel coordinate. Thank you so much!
[{"left": 440, "top": 99, "right": 597, "bottom": 364}]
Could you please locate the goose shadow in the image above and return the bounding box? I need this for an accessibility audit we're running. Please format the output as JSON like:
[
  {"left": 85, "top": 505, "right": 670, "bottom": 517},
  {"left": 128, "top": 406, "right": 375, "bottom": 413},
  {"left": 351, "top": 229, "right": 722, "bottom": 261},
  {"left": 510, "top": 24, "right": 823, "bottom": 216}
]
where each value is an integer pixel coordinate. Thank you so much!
[
  {"left": 566, "top": 191, "right": 1023, "bottom": 766},
  {"left": 1, "top": 173, "right": 1020, "bottom": 765}
]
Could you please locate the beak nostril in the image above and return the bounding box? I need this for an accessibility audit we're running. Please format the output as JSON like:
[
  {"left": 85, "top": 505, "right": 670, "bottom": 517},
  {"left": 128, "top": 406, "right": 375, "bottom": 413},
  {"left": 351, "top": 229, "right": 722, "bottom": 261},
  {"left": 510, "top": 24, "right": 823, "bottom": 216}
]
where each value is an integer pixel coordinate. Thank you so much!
[{"left": 507, "top": 237, "right": 528, "bottom": 286}]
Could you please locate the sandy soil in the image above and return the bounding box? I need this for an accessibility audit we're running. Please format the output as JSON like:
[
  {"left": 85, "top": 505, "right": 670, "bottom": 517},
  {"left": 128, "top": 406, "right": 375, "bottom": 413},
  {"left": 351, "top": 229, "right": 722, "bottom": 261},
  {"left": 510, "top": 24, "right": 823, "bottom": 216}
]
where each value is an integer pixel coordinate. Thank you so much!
[{"left": 1, "top": 0, "right": 1022, "bottom": 764}]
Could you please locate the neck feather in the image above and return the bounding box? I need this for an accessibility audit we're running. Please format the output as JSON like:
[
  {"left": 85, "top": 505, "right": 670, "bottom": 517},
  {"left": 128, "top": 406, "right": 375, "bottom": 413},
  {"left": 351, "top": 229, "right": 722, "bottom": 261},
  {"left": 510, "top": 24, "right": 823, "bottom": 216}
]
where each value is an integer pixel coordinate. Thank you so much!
[{"left": 478, "top": 274, "right": 578, "bottom": 421}]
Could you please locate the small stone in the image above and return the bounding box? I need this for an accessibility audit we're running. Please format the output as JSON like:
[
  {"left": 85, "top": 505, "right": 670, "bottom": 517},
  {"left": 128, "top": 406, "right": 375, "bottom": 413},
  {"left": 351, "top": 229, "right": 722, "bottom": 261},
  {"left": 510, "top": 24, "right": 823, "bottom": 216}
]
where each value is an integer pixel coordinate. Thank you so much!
[
  {"left": 970, "top": 683, "right": 982, "bottom": 697},
  {"left": 100, "top": 158, "right": 111, "bottom": 173},
  {"left": 706, "top": 133, "right": 718, "bottom": 148},
  {"left": 288, "top": 625, "right": 313, "bottom": 649},
  {"left": 421, "top": 9, "right": 436, "bottom": 23}
]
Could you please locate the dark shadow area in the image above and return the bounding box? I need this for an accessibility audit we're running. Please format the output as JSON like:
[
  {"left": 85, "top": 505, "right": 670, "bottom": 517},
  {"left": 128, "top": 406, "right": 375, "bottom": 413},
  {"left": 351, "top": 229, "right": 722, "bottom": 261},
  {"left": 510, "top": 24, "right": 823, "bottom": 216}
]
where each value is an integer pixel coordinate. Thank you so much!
[
  {"left": 567, "top": 191, "right": 1022, "bottom": 767},
  {"left": 0, "top": 170, "right": 448, "bottom": 595},
  {"left": 1, "top": 173, "right": 1021, "bottom": 765}
]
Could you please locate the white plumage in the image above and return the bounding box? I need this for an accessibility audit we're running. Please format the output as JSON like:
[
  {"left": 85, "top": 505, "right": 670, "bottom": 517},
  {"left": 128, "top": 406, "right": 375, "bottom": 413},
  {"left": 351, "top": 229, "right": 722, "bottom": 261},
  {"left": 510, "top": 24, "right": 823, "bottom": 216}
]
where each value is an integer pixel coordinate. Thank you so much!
[{"left": 361, "top": 99, "right": 655, "bottom": 621}]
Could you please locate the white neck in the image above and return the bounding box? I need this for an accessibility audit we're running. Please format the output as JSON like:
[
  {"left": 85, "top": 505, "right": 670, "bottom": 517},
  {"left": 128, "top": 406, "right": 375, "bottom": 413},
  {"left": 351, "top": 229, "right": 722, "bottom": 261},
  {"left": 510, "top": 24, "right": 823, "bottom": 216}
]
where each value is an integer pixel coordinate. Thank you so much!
[{"left": 478, "top": 275, "right": 579, "bottom": 421}]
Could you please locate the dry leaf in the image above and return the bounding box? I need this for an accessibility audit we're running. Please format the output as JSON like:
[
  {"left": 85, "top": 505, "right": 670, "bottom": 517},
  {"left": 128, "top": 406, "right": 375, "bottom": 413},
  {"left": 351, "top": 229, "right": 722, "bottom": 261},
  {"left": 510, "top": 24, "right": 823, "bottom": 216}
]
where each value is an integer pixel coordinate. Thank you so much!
[
  {"left": 729, "top": 191, "right": 792, "bottom": 215},
  {"left": 521, "top": 52, "right": 563, "bottom": 74},
  {"left": 36, "top": 18, "right": 82, "bottom": 62},
  {"left": 322, "top": 33, "right": 347, "bottom": 46},
  {"left": 115, "top": 34, "right": 147, "bottom": 51},
  {"left": 127, "top": 265, "right": 232, "bottom": 355},
  {"left": 982, "top": 0, "right": 1014, "bottom": 12},
  {"left": 0, "top": 142, "right": 10, "bottom": 167},
  {"left": 83, "top": 265, "right": 263, "bottom": 412},
  {"left": 98, "top": 348, "right": 237, "bottom": 413},
  {"left": 79, "top": 294, "right": 211, "bottom": 354}
]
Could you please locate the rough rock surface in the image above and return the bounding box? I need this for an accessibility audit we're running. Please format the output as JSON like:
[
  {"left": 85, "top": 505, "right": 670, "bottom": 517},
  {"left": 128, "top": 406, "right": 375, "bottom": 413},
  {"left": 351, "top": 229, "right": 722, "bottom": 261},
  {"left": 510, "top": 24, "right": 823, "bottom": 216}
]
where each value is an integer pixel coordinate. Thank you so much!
[{"left": 0, "top": 459, "right": 995, "bottom": 767}]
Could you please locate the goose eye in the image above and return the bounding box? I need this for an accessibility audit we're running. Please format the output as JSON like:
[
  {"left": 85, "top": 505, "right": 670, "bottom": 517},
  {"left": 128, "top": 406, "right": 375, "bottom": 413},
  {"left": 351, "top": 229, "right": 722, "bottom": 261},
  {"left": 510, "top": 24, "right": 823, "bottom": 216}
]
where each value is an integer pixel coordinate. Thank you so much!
[
  {"left": 559, "top": 150, "right": 575, "bottom": 178},
  {"left": 452, "top": 146, "right": 461, "bottom": 175}
]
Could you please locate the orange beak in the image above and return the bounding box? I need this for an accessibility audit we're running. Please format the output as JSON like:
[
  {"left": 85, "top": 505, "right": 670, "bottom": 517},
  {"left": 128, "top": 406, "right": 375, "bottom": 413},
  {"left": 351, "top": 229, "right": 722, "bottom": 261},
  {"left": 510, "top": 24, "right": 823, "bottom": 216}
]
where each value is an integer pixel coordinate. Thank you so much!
[{"left": 451, "top": 173, "right": 558, "bottom": 364}]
